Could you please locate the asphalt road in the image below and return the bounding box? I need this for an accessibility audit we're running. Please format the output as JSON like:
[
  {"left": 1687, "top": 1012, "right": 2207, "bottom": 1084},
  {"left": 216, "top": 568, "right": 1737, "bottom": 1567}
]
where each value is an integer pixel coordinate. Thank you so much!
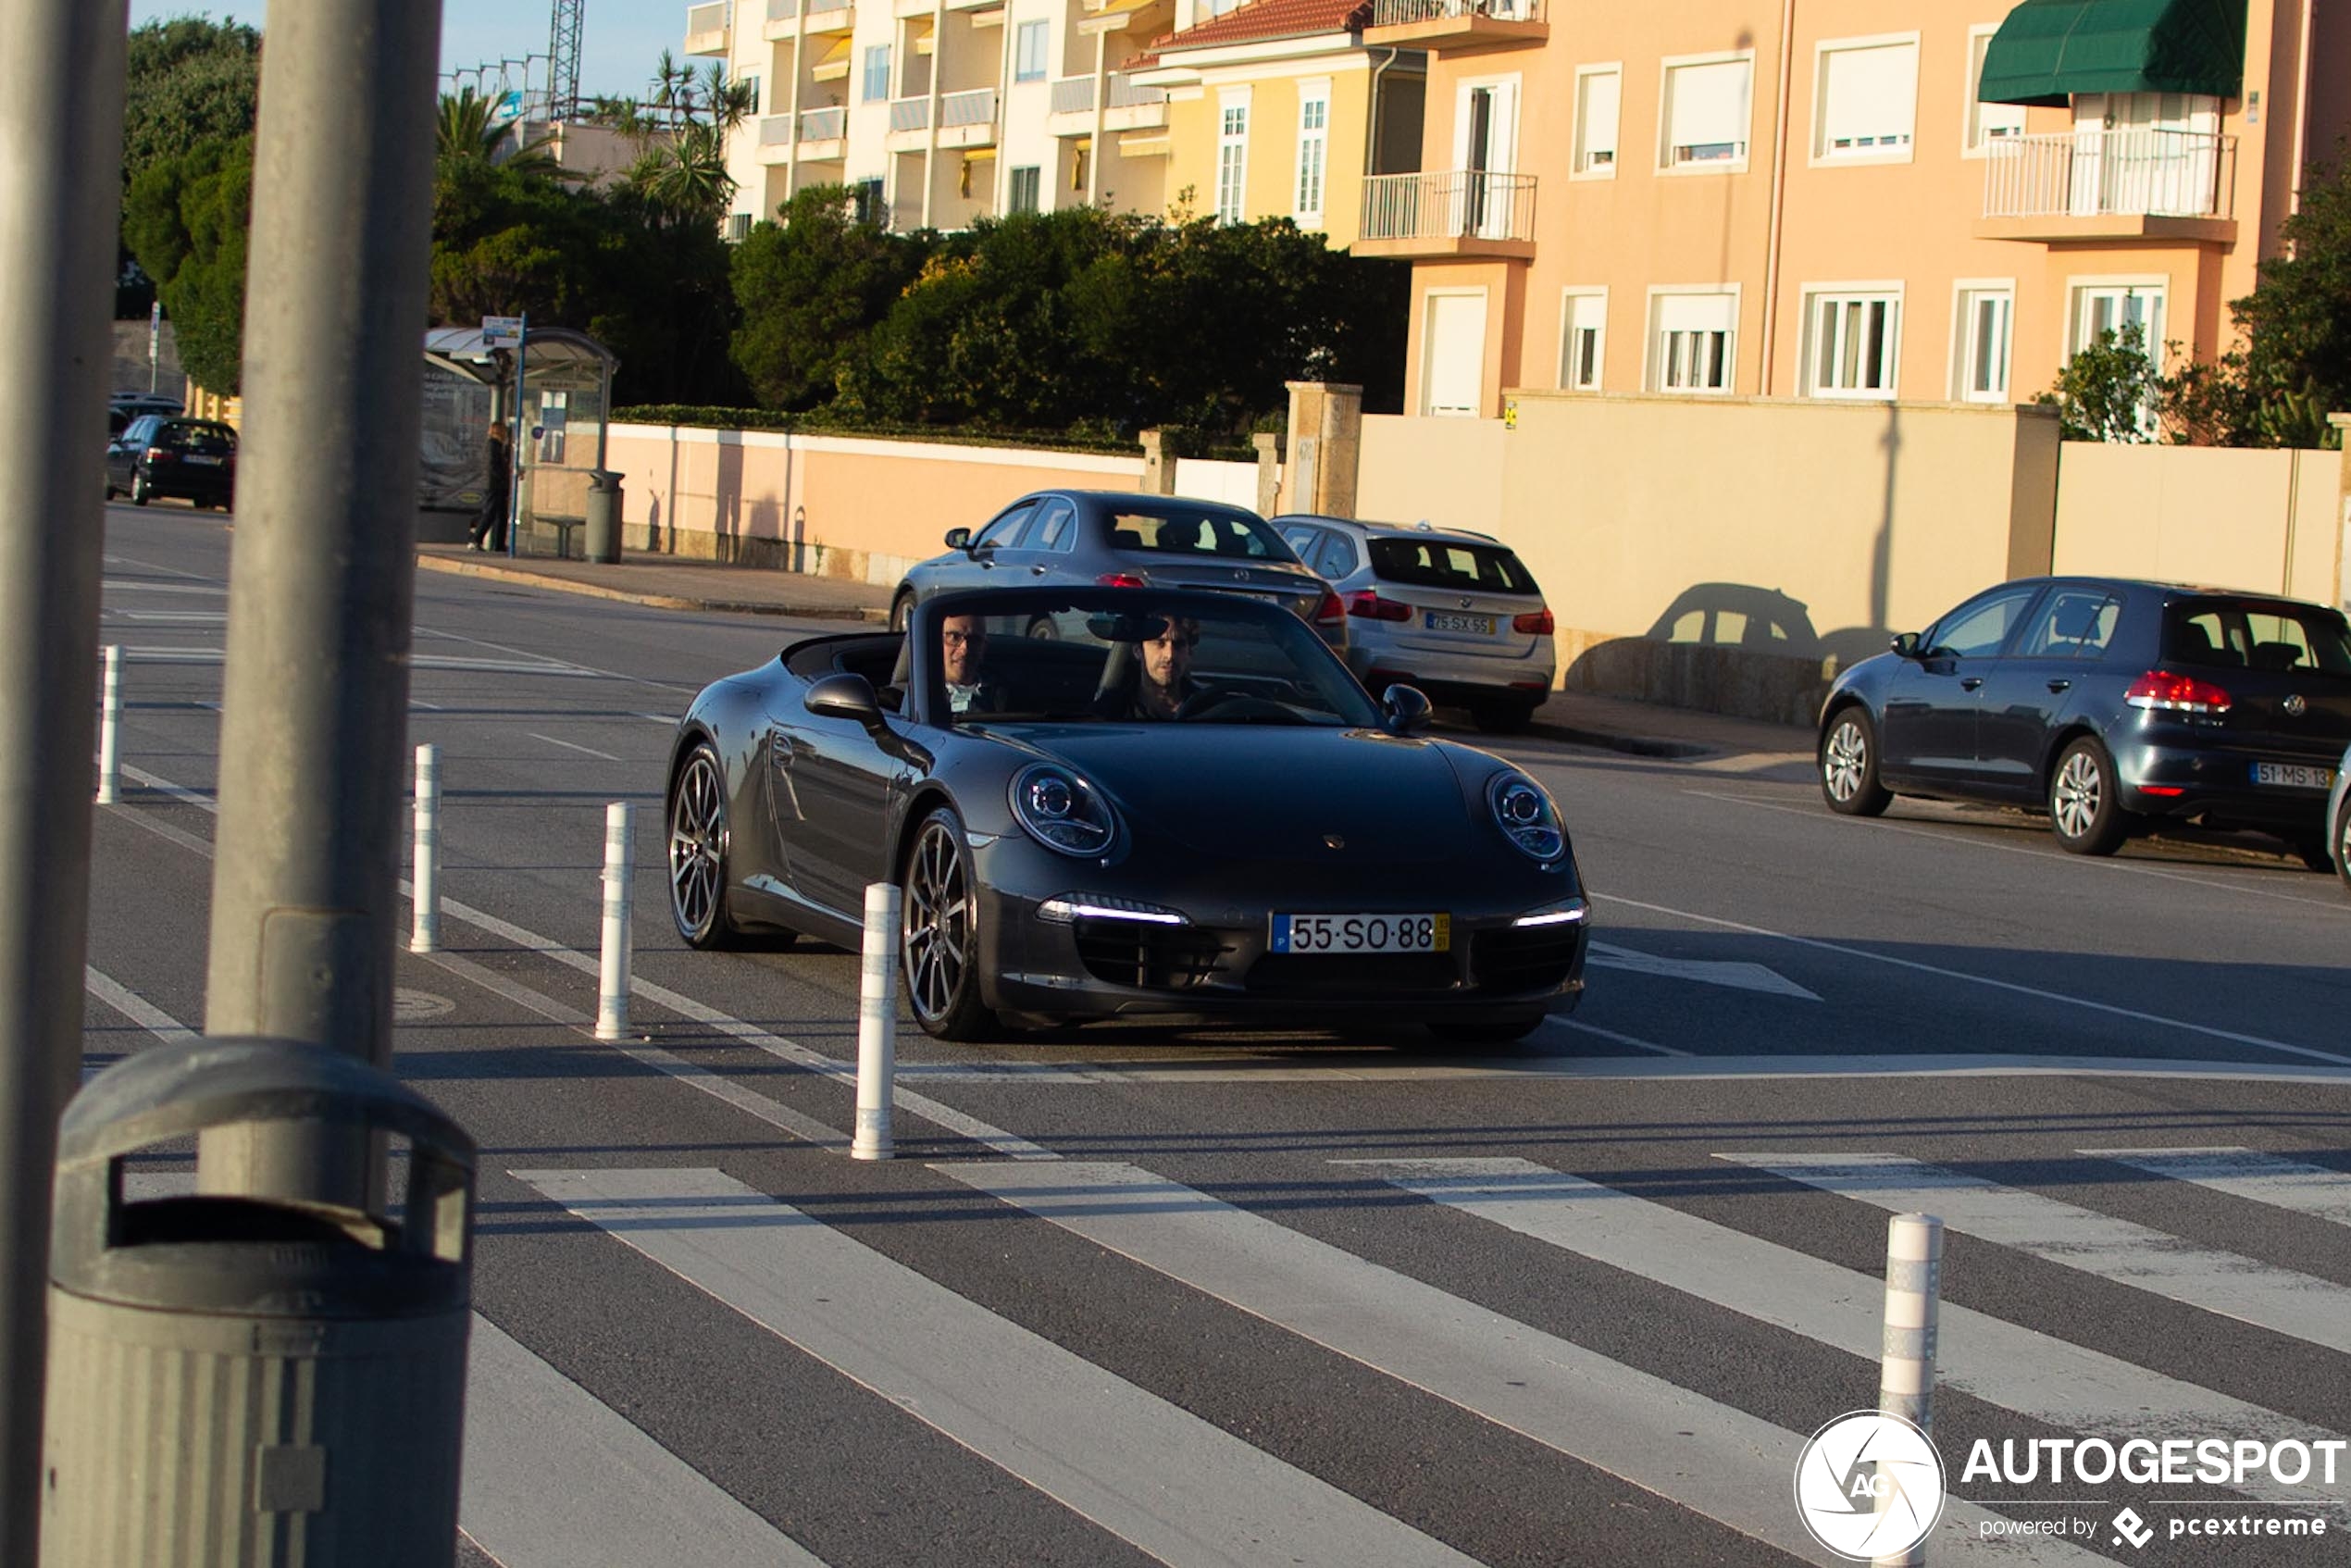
[{"left": 80, "top": 504, "right": 2351, "bottom": 1567}]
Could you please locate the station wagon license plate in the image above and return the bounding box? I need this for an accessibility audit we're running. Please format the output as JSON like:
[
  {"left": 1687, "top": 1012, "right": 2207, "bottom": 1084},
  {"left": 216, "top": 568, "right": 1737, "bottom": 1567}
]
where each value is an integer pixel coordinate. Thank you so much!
[
  {"left": 2251, "top": 761, "right": 2333, "bottom": 789},
  {"left": 1271, "top": 913, "right": 1449, "bottom": 954},
  {"left": 1424, "top": 611, "right": 1495, "bottom": 635}
]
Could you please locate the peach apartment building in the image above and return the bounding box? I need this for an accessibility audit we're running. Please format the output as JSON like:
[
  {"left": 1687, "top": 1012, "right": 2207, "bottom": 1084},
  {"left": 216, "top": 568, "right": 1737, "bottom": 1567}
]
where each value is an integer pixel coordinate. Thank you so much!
[{"left": 1354, "top": 0, "right": 2351, "bottom": 420}]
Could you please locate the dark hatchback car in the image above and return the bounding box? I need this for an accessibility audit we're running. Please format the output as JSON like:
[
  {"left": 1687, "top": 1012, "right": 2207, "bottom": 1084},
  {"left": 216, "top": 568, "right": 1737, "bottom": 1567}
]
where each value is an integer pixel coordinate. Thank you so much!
[
  {"left": 890, "top": 490, "right": 1346, "bottom": 653},
  {"left": 106, "top": 415, "right": 237, "bottom": 509},
  {"left": 1817, "top": 577, "right": 2351, "bottom": 860}
]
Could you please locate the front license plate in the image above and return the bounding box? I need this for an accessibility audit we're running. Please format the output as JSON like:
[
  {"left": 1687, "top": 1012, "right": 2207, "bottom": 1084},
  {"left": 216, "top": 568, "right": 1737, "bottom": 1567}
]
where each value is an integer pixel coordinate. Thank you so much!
[
  {"left": 2252, "top": 761, "right": 2333, "bottom": 789},
  {"left": 1424, "top": 611, "right": 1496, "bottom": 635},
  {"left": 1271, "top": 913, "right": 1449, "bottom": 954}
]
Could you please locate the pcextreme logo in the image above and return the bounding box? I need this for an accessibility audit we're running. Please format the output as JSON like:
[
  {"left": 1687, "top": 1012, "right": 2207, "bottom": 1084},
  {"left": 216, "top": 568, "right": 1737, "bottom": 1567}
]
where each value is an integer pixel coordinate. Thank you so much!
[{"left": 1794, "top": 1411, "right": 1947, "bottom": 1562}]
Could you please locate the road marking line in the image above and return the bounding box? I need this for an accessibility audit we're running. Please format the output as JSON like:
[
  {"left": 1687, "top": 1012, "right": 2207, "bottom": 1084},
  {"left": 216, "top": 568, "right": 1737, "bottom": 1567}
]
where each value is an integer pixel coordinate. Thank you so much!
[
  {"left": 463, "top": 1315, "right": 832, "bottom": 1568},
  {"left": 943, "top": 1160, "right": 2105, "bottom": 1566},
  {"left": 516, "top": 1165, "right": 1480, "bottom": 1568},
  {"left": 1585, "top": 940, "right": 1819, "bottom": 1001},
  {"left": 1347, "top": 1156, "right": 2348, "bottom": 1507},
  {"left": 2079, "top": 1147, "right": 2351, "bottom": 1230},
  {"left": 1718, "top": 1152, "right": 2351, "bottom": 1356},
  {"left": 1596, "top": 891, "right": 2351, "bottom": 1067},
  {"left": 636, "top": 713, "right": 678, "bottom": 725},
  {"left": 1686, "top": 788, "right": 2351, "bottom": 913},
  {"left": 415, "top": 625, "right": 696, "bottom": 695},
  {"left": 529, "top": 732, "right": 623, "bottom": 762},
  {"left": 1538, "top": 1016, "right": 1691, "bottom": 1056}
]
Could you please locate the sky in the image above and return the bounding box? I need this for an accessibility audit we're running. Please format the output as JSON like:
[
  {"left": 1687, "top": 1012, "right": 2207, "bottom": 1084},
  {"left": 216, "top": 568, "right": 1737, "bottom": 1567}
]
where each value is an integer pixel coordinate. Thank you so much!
[{"left": 126, "top": 1, "right": 690, "bottom": 103}]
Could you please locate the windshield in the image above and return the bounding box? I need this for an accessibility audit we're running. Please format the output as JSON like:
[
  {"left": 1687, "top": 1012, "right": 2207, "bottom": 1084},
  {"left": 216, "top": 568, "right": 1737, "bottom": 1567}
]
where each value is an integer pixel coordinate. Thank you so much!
[
  {"left": 2165, "top": 601, "right": 2351, "bottom": 676},
  {"left": 1105, "top": 506, "right": 1292, "bottom": 561},
  {"left": 1367, "top": 537, "right": 1539, "bottom": 595},
  {"left": 931, "top": 596, "right": 1379, "bottom": 728}
]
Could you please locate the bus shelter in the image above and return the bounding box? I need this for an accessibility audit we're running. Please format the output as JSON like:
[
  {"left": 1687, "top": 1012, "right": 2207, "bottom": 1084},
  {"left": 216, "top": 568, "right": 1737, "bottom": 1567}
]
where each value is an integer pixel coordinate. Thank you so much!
[{"left": 418, "top": 326, "right": 618, "bottom": 552}]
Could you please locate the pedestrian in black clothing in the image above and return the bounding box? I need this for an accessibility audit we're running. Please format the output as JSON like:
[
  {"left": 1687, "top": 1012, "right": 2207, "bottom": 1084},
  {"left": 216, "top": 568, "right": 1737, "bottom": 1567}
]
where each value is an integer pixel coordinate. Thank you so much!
[{"left": 469, "top": 423, "right": 511, "bottom": 552}]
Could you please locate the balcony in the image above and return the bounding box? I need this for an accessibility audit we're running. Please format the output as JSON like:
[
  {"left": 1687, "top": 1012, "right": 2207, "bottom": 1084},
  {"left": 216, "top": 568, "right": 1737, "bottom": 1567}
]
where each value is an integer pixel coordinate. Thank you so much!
[
  {"left": 1363, "top": 0, "right": 1544, "bottom": 55},
  {"left": 1354, "top": 169, "right": 1536, "bottom": 258},
  {"left": 801, "top": 0, "right": 854, "bottom": 31},
  {"left": 684, "top": 0, "right": 731, "bottom": 54},
  {"left": 1050, "top": 76, "right": 1096, "bottom": 116},
  {"left": 1976, "top": 130, "right": 2237, "bottom": 244},
  {"left": 754, "top": 112, "right": 796, "bottom": 164},
  {"left": 761, "top": 0, "right": 800, "bottom": 41},
  {"left": 797, "top": 105, "right": 848, "bottom": 156},
  {"left": 939, "top": 87, "right": 999, "bottom": 148},
  {"left": 885, "top": 94, "right": 931, "bottom": 151},
  {"left": 1105, "top": 72, "right": 1166, "bottom": 130}
]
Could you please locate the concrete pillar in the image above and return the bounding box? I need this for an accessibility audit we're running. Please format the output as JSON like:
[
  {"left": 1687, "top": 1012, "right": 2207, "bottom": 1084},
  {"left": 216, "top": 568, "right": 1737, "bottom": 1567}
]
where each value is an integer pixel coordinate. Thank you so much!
[
  {"left": 1251, "top": 432, "right": 1281, "bottom": 516},
  {"left": 1279, "top": 380, "right": 1362, "bottom": 519},
  {"left": 1138, "top": 429, "right": 1176, "bottom": 495}
]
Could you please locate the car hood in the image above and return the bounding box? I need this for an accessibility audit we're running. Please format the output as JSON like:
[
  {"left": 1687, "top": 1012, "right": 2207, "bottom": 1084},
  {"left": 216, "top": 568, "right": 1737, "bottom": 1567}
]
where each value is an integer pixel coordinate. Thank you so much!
[{"left": 986, "top": 725, "right": 1491, "bottom": 864}]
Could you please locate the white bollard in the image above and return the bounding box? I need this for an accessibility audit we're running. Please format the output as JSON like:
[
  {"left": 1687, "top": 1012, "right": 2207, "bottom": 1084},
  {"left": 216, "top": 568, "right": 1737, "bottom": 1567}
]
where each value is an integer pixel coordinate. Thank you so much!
[
  {"left": 1873, "top": 1212, "right": 1945, "bottom": 1568},
  {"left": 94, "top": 644, "right": 123, "bottom": 804},
  {"left": 595, "top": 802, "right": 634, "bottom": 1040},
  {"left": 409, "top": 743, "right": 442, "bottom": 953},
  {"left": 851, "top": 881, "right": 902, "bottom": 1161}
]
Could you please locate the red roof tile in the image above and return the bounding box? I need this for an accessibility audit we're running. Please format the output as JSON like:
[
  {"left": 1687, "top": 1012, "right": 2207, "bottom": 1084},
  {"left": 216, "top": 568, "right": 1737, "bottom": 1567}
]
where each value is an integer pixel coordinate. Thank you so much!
[{"left": 1154, "top": 0, "right": 1368, "bottom": 51}]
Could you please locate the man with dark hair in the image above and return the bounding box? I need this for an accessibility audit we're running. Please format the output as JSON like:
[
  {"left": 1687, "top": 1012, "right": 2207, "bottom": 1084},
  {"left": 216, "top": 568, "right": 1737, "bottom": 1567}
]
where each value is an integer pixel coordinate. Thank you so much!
[
  {"left": 468, "top": 422, "right": 511, "bottom": 553},
  {"left": 1097, "top": 611, "right": 1203, "bottom": 720}
]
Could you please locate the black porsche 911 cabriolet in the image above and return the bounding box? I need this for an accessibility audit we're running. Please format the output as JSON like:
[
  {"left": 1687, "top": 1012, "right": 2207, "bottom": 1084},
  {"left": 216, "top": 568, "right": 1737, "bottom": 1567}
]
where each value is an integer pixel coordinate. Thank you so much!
[{"left": 665, "top": 587, "right": 1588, "bottom": 1042}]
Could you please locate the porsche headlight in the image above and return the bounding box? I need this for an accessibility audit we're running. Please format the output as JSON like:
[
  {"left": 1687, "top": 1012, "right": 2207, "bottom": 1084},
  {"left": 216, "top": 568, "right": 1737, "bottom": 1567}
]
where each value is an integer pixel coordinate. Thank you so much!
[
  {"left": 1488, "top": 771, "right": 1565, "bottom": 863},
  {"left": 1012, "top": 764, "right": 1118, "bottom": 857}
]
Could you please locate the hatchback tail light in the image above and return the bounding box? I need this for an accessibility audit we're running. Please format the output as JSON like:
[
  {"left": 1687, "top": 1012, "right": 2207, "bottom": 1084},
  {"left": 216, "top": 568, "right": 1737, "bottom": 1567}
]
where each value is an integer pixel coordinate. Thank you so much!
[
  {"left": 1511, "top": 607, "right": 1554, "bottom": 636},
  {"left": 1346, "top": 590, "right": 1412, "bottom": 623},
  {"left": 1096, "top": 571, "right": 1148, "bottom": 589},
  {"left": 1311, "top": 589, "right": 1344, "bottom": 623},
  {"left": 2125, "top": 669, "right": 2232, "bottom": 716},
  {"left": 143, "top": 447, "right": 169, "bottom": 462}
]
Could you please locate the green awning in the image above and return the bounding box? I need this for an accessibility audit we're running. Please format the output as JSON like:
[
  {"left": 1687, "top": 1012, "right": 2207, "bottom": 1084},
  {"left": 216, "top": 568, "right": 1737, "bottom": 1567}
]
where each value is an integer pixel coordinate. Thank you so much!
[{"left": 1976, "top": 0, "right": 2245, "bottom": 107}]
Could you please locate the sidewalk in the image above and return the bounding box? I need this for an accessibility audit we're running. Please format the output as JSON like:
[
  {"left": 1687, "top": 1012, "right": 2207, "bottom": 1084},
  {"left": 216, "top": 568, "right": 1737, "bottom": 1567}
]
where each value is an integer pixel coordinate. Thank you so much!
[{"left": 417, "top": 545, "right": 1811, "bottom": 760}]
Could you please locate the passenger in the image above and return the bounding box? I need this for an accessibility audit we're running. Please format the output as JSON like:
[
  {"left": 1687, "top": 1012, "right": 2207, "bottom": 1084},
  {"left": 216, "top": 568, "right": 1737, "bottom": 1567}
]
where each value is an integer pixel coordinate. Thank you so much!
[{"left": 940, "top": 613, "right": 1017, "bottom": 716}]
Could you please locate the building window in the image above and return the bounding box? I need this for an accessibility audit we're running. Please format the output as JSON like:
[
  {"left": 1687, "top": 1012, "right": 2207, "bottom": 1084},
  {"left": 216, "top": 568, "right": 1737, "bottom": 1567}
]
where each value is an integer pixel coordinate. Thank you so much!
[
  {"left": 1803, "top": 289, "right": 1901, "bottom": 397},
  {"left": 1964, "top": 25, "right": 2025, "bottom": 153},
  {"left": 863, "top": 45, "right": 891, "bottom": 104},
  {"left": 1216, "top": 92, "right": 1250, "bottom": 223},
  {"left": 1009, "top": 164, "right": 1041, "bottom": 213},
  {"left": 1648, "top": 291, "right": 1736, "bottom": 392},
  {"left": 1560, "top": 291, "right": 1606, "bottom": 390},
  {"left": 727, "top": 211, "right": 754, "bottom": 242},
  {"left": 1953, "top": 285, "right": 2013, "bottom": 402},
  {"left": 1573, "top": 65, "right": 1620, "bottom": 177},
  {"left": 1295, "top": 86, "right": 1328, "bottom": 225},
  {"left": 1814, "top": 36, "right": 1917, "bottom": 160},
  {"left": 1423, "top": 290, "right": 1488, "bottom": 417},
  {"left": 1014, "top": 20, "right": 1048, "bottom": 82},
  {"left": 852, "top": 177, "right": 886, "bottom": 226},
  {"left": 1660, "top": 54, "right": 1751, "bottom": 169},
  {"left": 738, "top": 74, "right": 761, "bottom": 115}
]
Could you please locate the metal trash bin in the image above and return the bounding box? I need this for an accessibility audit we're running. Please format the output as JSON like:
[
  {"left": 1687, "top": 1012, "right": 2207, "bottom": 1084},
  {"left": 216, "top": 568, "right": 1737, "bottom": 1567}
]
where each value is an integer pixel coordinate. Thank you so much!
[
  {"left": 584, "top": 468, "right": 623, "bottom": 564},
  {"left": 43, "top": 1037, "right": 476, "bottom": 1568}
]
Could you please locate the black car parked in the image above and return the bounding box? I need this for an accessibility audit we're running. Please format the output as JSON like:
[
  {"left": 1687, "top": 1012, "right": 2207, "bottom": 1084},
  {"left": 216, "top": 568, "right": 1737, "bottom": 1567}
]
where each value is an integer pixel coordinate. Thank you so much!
[
  {"left": 1817, "top": 576, "right": 2351, "bottom": 861},
  {"left": 106, "top": 415, "right": 237, "bottom": 509}
]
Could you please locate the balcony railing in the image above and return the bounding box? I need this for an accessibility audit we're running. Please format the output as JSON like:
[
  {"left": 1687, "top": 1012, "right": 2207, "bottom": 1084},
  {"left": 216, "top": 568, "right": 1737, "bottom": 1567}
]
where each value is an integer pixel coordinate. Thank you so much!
[
  {"left": 1360, "top": 169, "right": 1536, "bottom": 244},
  {"left": 684, "top": 1, "right": 731, "bottom": 38},
  {"left": 1107, "top": 72, "right": 1165, "bottom": 109},
  {"left": 1050, "top": 77, "right": 1095, "bottom": 115},
  {"left": 756, "top": 114, "right": 795, "bottom": 146},
  {"left": 799, "top": 106, "right": 847, "bottom": 142},
  {"left": 1982, "top": 129, "right": 2235, "bottom": 220},
  {"left": 941, "top": 87, "right": 998, "bottom": 128},
  {"left": 889, "top": 96, "right": 931, "bottom": 133},
  {"left": 1368, "top": 0, "right": 1543, "bottom": 23}
]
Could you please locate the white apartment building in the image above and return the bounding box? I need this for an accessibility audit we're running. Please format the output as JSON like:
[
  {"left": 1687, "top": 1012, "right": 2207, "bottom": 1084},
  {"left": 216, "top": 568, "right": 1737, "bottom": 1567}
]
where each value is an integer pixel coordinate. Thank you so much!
[{"left": 689, "top": 0, "right": 1213, "bottom": 231}]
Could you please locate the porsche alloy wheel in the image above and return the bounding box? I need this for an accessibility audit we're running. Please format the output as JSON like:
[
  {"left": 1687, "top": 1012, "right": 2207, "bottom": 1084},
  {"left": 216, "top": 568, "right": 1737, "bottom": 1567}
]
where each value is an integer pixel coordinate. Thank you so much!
[
  {"left": 903, "top": 808, "right": 993, "bottom": 1040},
  {"left": 668, "top": 744, "right": 736, "bottom": 948}
]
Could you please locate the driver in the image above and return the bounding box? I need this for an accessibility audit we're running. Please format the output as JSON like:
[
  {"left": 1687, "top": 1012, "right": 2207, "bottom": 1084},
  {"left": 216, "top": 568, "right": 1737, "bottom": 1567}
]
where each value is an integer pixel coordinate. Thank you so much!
[
  {"left": 941, "top": 613, "right": 1017, "bottom": 716},
  {"left": 1114, "top": 612, "right": 1200, "bottom": 719}
]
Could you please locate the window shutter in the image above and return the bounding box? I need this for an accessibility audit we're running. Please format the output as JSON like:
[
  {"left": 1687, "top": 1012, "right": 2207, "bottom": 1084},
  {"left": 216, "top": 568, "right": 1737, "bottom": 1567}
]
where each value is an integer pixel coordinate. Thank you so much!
[
  {"left": 1580, "top": 70, "right": 1619, "bottom": 163},
  {"left": 1821, "top": 43, "right": 1916, "bottom": 149},
  {"left": 1655, "top": 292, "right": 1735, "bottom": 335},
  {"left": 1666, "top": 59, "right": 1749, "bottom": 153}
]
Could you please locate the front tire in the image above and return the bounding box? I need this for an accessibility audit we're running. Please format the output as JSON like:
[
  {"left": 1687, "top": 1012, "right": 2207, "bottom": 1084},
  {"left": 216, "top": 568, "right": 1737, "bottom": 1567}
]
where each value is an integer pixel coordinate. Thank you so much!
[
  {"left": 2049, "top": 737, "right": 2129, "bottom": 855},
  {"left": 902, "top": 807, "right": 995, "bottom": 1041},
  {"left": 889, "top": 589, "right": 916, "bottom": 633},
  {"left": 1819, "top": 706, "right": 1892, "bottom": 816},
  {"left": 667, "top": 741, "right": 743, "bottom": 949},
  {"left": 130, "top": 470, "right": 150, "bottom": 505}
]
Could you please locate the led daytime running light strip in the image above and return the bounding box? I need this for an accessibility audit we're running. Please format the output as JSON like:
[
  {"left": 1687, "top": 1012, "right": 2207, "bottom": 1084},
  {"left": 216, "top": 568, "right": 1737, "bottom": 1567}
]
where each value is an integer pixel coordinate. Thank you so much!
[
  {"left": 1511, "top": 901, "right": 1587, "bottom": 928},
  {"left": 1038, "top": 895, "right": 1187, "bottom": 926}
]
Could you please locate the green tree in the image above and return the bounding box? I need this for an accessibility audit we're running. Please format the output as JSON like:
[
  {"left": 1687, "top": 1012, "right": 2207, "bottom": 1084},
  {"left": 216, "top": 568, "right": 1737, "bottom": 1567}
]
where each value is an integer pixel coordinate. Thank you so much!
[
  {"left": 2035, "top": 320, "right": 2158, "bottom": 442},
  {"left": 594, "top": 52, "right": 757, "bottom": 226},
  {"left": 730, "top": 184, "right": 926, "bottom": 409},
  {"left": 435, "top": 88, "right": 568, "bottom": 182},
  {"left": 121, "top": 135, "right": 253, "bottom": 393},
  {"left": 118, "top": 17, "right": 261, "bottom": 319}
]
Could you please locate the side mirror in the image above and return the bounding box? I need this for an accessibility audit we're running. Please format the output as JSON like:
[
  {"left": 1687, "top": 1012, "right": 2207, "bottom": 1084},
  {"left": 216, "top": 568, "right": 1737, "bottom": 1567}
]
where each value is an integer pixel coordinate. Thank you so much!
[
  {"left": 805, "top": 672, "right": 885, "bottom": 730},
  {"left": 1380, "top": 683, "right": 1433, "bottom": 736},
  {"left": 943, "top": 527, "right": 972, "bottom": 552},
  {"left": 1889, "top": 631, "right": 1922, "bottom": 660}
]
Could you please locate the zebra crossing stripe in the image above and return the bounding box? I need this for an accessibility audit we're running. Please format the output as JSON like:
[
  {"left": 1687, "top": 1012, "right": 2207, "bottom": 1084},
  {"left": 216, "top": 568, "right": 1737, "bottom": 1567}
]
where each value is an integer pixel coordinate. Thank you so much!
[
  {"left": 513, "top": 1166, "right": 1481, "bottom": 1568},
  {"left": 463, "top": 1317, "right": 829, "bottom": 1568},
  {"left": 1344, "top": 1156, "right": 2348, "bottom": 1508},
  {"left": 941, "top": 1160, "right": 2113, "bottom": 1565},
  {"left": 1717, "top": 1153, "right": 2351, "bottom": 1357},
  {"left": 2078, "top": 1147, "right": 2351, "bottom": 1230}
]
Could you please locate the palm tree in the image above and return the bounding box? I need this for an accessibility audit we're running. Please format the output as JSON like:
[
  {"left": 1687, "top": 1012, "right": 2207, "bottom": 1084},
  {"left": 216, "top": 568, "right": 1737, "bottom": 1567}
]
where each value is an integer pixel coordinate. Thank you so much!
[
  {"left": 604, "top": 52, "right": 756, "bottom": 225},
  {"left": 436, "top": 88, "right": 568, "bottom": 180}
]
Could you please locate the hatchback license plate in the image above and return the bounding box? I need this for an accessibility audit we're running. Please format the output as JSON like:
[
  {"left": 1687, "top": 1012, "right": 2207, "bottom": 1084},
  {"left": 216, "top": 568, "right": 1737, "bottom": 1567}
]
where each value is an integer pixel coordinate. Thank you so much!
[
  {"left": 2252, "top": 761, "right": 2333, "bottom": 789},
  {"left": 184, "top": 455, "right": 222, "bottom": 467},
  {"left": 1424, "top": 611, "right": 1495, "bottom": 635},
  {"left": 1271, "top": 913, "right": 1449, "bottom": 954}
]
